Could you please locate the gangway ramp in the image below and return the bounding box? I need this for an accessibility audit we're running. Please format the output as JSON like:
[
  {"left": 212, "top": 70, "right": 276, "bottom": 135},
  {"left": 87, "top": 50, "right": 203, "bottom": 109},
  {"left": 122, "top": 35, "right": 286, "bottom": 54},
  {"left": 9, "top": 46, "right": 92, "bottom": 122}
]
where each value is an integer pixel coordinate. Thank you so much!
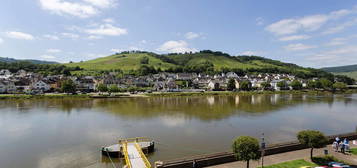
[{"left": 121, "top": 139, "right": 151, "bottom": 168}]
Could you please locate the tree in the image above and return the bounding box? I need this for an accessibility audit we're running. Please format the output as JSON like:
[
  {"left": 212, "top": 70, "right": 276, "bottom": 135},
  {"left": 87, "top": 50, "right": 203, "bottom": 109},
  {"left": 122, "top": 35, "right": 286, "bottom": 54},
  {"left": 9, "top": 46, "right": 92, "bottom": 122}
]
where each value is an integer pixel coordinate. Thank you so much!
[
  {"left": 227, "top": 78, "right": 236, "bottom": 91},
  {"left": 297, "top": 130, "right": 328, "bottom": 160},
  {"left": 260, "top": 82, "right": 271, "bottom": 90},
  {"left": 335, "top": 75, "right": 355, "bottom": 85},
  {"left": 333, "top": 82, "right": 347, "bottom": 91},
  {"left": 108, "top": 85, "right": 120, "bottom": 93},
  {"left": 307, "top": 80, "right": 317, "bottom": 89},
  {"left": 61, "top": 79, "right": 76, "bottom": 94},
  {"left": 319, "top": 78, "right": 333, "bottom": 90},
  {"left": 140, "top": 56, "right": 149, "bottom": 64},
  {"left": 240, "top": 81, "right": 251, "bottom": 91},
  {"left": 290, "top": 80, "right": 303, "bottom": 90},
  {"left": 232, "top": 136, "right": 261, "bottom": 168},
  {"left": 277, "top": 81, "right": 287, "bottom": 90},
  {"left": 96, "top": 83, "right": 108, "bottom": 92}
]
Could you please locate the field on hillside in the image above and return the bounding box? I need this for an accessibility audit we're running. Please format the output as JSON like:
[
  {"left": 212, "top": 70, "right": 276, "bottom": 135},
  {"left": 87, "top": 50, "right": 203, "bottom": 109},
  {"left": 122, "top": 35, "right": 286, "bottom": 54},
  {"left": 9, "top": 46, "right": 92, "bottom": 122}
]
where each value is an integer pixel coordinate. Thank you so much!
[
  {"left": 333, "top": 71, "right": 357, "bottom": 80},
  {"left": 66, "top": 53, "right": 176, "bottom": 71},
  {"left": 64, "top": 51, "right": 313, "bottom": 76},
  {"left": 167, "top": 53, "right": 259, "bottom": 70}
]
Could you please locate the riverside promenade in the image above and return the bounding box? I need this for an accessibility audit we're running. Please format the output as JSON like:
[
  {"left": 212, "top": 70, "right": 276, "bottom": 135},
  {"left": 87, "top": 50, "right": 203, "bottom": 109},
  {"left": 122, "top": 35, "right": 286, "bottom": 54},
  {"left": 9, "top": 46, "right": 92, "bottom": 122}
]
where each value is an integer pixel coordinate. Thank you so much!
[
  {"left": 156, "top": 132, "right": 357, "bottom": 168},
  {"left": 208, "top": 143, "right": 357, "bottom": 168}
]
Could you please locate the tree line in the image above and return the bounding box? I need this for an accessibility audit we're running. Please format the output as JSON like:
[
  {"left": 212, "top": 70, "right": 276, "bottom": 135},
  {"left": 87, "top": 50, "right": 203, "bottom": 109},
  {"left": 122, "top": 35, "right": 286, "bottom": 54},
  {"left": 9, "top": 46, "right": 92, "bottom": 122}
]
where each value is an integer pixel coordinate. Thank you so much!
[{"left": 0, "top": 61, "right": 81, "bottom": 76}]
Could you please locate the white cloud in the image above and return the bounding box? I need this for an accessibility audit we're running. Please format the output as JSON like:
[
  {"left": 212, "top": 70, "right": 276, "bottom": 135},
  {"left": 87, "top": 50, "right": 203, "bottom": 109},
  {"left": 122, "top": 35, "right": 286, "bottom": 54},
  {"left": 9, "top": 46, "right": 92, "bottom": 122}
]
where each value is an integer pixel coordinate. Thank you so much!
[
  {"left": 256, "top": 17, "right": 264, "bottom": 25},
  {"left": 185, "top": 32, "right": 200, "bottom": 40},
  {"left": 306, "top": 45, "right": 357, "bottom": 66},
  {"left": 0, "top": 38, "right": 3, "bottom": 44},
  {"left": 87, "top": 35, "right": 102, "bottom": 39},
  {"left": 5, "top": 31, "right": 35, "bottom": 40},
  {"left": 39, "top": 0, "right": 98, "bottom": 18},
  {"left": 110, "top": 48, "right": 122, "bottom": 53},
  {"left": 278, "top": 35, "right": 311, "bottom": 41},
  {"left": 329, "top": 9, "right": 354, "bottom": 19},
  {"left": 157, "top": 40, "right": 197, "bottom": 53},
  {"left": 103, "top": 18, "right": 115, "bottom": 23},
  {"left": 46, "top": 49, "right": 62, "bottom": 53},
  {"left": 110, "top": 46, "right": 141, "bottom": 53},
  {"left": 266, "top": 7, "right": 357, "bottom": 36},
  {"left": 43, "top": 34, "right": 60, "bottom": 40},
  {"left": 240, "top": 51, "right": 261, "bottom": 56},
  {"left": 322, "top": 18, "right": 357, "bottom": 34},
  {"left": 266, "top": 15, "right": 328, "bottom": 35},
  {"left": 85, "top": 24, "right": 127, "bottom": 36},
  {"left": 284, "top": 43, "right": 316, "bottom": 51},
  {"left": 40, "top": 55, "right": 56, "bottom": 59},
  {"left": 84, "top": 0, "right": 115, "bottom": 8},
  {"left": 61, "top": 33, "right": 79, "bottom": 39},
  {"left": 325, "top": 38, "right": 347, "bottom": 46},
  {"left": 87, "top": 53, "right": 106, "bottom": 58}
]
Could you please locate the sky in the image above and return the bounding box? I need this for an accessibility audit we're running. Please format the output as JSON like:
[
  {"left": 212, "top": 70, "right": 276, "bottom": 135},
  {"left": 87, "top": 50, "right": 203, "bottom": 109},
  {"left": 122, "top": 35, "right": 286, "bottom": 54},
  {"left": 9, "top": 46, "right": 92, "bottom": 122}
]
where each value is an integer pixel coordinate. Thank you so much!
[{"left": 0, "top": 0, "right": 357, "bottom": 68}]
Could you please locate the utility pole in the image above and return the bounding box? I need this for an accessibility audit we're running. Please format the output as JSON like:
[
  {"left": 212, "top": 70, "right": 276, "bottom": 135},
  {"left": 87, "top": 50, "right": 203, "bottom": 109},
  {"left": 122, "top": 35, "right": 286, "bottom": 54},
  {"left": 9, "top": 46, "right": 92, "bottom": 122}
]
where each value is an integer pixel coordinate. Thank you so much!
[{"left": 261, "top": 133, "right": 266, "bottom": 168}]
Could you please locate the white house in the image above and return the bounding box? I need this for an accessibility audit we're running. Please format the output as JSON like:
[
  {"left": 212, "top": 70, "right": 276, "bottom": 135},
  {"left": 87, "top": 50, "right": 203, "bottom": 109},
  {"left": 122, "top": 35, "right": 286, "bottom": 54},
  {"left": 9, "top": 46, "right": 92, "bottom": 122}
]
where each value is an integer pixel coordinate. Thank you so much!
[
  {"left": 0, "top": 69, "right": 12, "bottom": 79},
  {"left": 32, "top": 80, "right": 50, "bottom": 91},
  {"left": 226, "top": 72, "right": 238, "bottom": 78}
]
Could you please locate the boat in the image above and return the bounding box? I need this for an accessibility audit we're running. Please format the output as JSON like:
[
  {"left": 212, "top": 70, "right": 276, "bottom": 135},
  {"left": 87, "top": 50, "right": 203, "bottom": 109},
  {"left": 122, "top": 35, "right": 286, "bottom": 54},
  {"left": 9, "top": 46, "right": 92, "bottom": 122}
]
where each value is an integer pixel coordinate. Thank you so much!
[{"left": 101, "top": 137, "right": 155, "bottom": 158}]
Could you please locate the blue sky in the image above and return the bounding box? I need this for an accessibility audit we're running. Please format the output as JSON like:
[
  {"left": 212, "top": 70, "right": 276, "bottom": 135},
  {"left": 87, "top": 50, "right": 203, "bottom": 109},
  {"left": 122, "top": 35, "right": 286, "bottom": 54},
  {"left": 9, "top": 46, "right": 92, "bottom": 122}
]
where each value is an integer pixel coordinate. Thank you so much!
[{"left": 0, "top": 0, "right": 357, "bottom": 68}]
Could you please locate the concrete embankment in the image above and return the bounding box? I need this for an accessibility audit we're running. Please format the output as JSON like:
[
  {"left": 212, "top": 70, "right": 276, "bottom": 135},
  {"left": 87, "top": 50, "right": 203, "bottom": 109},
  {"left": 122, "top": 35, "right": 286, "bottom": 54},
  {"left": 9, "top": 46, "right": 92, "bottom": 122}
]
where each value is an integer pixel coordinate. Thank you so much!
[{"left": 155, "top": 132, "right": 357, "bottom": 168}]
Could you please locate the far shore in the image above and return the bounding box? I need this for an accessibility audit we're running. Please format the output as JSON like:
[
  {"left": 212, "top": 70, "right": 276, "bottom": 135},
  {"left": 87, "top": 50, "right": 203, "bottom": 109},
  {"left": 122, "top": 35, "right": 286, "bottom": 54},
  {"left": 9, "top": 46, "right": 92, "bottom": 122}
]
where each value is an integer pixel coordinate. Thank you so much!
[{"left": 0, "top": 89, "right": 356, "bottom": 100}]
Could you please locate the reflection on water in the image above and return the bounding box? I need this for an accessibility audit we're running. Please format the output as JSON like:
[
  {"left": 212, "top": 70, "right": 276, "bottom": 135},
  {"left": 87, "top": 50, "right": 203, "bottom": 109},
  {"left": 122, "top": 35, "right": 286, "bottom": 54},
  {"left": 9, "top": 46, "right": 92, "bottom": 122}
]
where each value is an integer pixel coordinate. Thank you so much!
[{"left": 0, "top": 94, "right": 357, "bottom": 168}]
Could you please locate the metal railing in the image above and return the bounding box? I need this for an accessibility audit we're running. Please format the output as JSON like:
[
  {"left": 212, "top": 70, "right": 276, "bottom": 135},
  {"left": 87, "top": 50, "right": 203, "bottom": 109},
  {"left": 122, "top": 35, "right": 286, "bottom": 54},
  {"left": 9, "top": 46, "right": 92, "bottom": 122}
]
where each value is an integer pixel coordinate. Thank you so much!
[
  {"left": 121, "top": 141, "right": 132, "bottom": 168},
  {"left": 135, "top": 142, "right": 152, "bottom": 168}
]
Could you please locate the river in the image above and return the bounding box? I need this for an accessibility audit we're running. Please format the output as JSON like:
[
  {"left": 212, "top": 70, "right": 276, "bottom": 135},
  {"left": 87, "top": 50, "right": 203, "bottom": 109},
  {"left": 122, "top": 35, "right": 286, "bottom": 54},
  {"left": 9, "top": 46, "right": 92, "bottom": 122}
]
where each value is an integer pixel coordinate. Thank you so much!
[{"left": 0, "top": 93, "right": 356, "bottom": 168}]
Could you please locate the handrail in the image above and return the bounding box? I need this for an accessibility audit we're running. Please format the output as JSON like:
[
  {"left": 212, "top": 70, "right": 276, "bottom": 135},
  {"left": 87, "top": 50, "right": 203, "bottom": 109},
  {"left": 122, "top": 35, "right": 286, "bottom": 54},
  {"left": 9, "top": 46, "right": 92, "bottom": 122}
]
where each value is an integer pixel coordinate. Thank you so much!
[
  {"left": 134, "top": 142, "right": 152, "bottom": 168},
  {"left": 121, "top": 141, "right": 132, "bottom": 168},
  {"left": 119, "top": 137, "right": 151, "bottom": 143}
]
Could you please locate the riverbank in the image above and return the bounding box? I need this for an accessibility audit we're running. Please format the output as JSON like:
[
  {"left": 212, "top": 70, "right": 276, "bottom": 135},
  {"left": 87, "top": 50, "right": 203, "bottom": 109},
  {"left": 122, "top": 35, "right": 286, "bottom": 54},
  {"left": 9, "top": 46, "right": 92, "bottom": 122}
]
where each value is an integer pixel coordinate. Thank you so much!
[
  {"left": 146, "top": 89, "right": 357, "bottom": 97},
  {"left": 0, "top": 89, "right": 356, "bottom": 100}
]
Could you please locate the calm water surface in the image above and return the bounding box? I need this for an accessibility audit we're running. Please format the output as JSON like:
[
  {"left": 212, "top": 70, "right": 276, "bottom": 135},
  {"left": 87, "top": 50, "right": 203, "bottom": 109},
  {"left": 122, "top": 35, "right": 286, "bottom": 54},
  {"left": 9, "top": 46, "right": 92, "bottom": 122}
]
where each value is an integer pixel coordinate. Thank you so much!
[{"left": 0, "top": 94, "right": 357, "bottom": 168}]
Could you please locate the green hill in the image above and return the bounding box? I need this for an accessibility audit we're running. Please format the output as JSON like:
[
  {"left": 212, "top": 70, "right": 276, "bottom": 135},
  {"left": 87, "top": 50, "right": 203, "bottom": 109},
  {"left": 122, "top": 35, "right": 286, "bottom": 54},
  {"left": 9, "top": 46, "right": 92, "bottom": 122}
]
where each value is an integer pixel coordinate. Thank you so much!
[
  {"left": 322, "top": 64, "right": 357, "bottom": 80},
  {"left": 322, "top": 64, "right": 357, "bottom": 72},
  {"left": 66, "top": 50, "right": 328, "bottom": 78},
  {"left": 67, "top": 52, "right": 176, "bottom": 71}
]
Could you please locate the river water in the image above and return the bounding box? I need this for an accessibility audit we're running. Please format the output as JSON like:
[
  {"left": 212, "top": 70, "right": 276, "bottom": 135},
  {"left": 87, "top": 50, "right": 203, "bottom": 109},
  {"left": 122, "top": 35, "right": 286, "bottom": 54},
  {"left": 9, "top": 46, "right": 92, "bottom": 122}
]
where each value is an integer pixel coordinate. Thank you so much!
[{"left": 0, "top": 93, "right": 356, "bottom": 168}]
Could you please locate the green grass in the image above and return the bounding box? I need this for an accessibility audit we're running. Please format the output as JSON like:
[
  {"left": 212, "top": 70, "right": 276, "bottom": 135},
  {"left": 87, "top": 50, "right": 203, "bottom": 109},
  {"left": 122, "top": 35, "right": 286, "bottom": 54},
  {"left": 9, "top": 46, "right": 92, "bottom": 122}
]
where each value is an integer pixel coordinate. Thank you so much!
[
  {"left": 351, "top": 148, "right": 357, "bottom": 155},
  {"left": 257, "top": 159, "right": 317, "bottom": 168},
  {"left": 258, "top": 155, "right": 350, "bottom": 168}
]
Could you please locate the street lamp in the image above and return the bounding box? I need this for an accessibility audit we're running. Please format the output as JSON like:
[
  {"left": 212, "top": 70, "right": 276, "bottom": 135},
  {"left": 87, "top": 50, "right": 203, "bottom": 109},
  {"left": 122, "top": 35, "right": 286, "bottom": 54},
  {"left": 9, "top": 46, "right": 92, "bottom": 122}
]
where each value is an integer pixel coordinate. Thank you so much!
[{"left": 261, "top": 133, "right": 266, "bottom": 168}]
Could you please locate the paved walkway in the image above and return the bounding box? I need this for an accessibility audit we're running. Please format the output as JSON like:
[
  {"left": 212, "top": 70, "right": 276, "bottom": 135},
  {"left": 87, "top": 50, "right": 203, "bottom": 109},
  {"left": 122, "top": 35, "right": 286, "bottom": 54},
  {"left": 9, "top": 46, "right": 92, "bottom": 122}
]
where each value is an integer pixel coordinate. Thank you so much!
[{"left": 207, "top": 142, "right": 357, "bottom": 168}]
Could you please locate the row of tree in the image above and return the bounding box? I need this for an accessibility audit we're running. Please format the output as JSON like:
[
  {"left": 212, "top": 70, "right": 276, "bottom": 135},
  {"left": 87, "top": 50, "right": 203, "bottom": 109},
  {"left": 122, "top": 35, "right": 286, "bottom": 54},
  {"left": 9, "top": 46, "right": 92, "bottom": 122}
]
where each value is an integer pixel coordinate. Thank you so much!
[
  {"left": 0, "top": 61, "right": 81, "bottom": 76},
  {"left": 225, "top": 78, "right": 350, "bottom": 92},
  {"left": 233, "top": 130, "right": 328, "bottom": 168}
]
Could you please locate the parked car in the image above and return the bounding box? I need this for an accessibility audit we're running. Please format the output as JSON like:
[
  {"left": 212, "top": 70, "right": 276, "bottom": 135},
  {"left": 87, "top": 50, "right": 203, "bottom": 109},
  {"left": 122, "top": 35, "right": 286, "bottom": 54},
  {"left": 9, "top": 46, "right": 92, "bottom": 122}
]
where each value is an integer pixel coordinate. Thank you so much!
[{"left": 328, "top": 162, "right": 351, "bottom": 168}]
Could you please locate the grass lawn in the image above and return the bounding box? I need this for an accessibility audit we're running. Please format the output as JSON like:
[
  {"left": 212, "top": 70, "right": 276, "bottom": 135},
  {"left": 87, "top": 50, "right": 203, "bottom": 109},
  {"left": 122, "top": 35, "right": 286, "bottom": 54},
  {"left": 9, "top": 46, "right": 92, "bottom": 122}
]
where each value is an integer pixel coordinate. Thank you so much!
[
  {"left": 257, "top": 159, "right": 317, "bottom": 168},
  {"left": 351, "top": 148, "right": 357, "bottom": 155}
]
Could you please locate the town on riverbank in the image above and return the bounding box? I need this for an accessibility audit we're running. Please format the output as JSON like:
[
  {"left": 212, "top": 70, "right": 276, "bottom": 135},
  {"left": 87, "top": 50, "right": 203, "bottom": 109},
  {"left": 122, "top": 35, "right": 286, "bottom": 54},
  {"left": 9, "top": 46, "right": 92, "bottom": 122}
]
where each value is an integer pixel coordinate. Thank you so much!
[{"left": 0, "top": 69, "right": 356, "bottom": 98}]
